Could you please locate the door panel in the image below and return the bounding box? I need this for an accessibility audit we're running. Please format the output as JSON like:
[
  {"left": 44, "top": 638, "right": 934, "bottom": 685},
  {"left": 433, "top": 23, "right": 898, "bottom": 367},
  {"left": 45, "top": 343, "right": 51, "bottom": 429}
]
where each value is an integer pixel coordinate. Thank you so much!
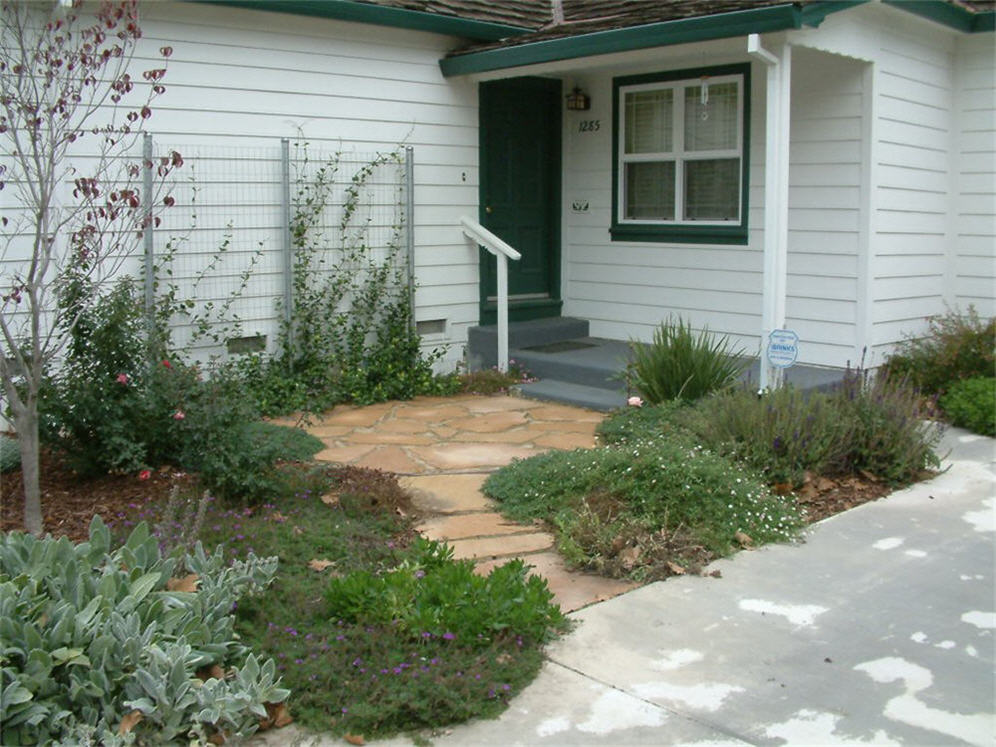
[{"left": 480, "top": 77, "right": 561, "bottom": 320}]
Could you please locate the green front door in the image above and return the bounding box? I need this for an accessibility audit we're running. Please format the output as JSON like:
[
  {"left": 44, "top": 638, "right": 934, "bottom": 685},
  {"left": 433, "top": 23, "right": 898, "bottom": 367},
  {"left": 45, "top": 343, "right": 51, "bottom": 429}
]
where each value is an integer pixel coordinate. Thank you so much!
[{"left": 479, "top": 77, "right": 562, "bottom": 324}]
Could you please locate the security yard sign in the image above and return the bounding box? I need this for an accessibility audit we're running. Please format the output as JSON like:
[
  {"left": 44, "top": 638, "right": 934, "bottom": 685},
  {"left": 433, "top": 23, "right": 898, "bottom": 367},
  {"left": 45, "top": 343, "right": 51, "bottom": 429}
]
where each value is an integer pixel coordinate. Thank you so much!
[{"left": 767, "top": 329, "right": 799, "bottom": 368}]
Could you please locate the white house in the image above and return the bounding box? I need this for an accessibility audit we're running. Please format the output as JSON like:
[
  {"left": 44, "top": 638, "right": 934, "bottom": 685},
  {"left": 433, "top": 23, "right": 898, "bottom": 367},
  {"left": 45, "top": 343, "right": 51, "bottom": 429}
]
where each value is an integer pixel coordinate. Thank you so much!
[{"left": 8, "top": 0, "right": 996, "bottom": 392}]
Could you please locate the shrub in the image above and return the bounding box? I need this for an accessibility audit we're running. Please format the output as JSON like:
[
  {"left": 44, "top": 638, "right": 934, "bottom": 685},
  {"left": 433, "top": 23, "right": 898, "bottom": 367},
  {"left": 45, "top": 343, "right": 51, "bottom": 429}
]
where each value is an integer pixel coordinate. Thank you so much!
[
  {"left": 325, "top": 537, "right": 566, "bottom": 646},
  {"left": 601, "top": 373, "right": 943, "bottom": 487},
  {"left": 0, "top": 434, "right": 19, "bottom": 473},
  {"left": 882, "top": 306, "right": 995, "bottom": 396},
  {"left": 458, "top": 360, "right": 533, "bottom": 395},
  {"left": 940, "top": 377, "right": 995, "bottom": 436},
  {"left": 625, "top": 316, "right": 749, "bottom": 404},
  {"left": 673, "top": 386, "right": 855, "bottom": 486},
  {"left": 484, "top": 441, "right": 802, "bottom": 570},
  {"left": 0, "top": 517, "right": 287, "bottom": 745},
  {"left": 833, "top": 368, "right": 943, "bottom": 483}
]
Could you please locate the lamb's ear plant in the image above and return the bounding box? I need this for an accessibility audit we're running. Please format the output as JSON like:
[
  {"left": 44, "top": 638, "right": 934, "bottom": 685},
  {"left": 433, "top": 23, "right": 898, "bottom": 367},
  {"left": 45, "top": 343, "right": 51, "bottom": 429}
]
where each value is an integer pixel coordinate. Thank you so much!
[
  {"left": 0, "top": 516, "right": 286, "bottom": 745},
  {"left": 625, "top": 316, "right": 749, "bottom": 404}
]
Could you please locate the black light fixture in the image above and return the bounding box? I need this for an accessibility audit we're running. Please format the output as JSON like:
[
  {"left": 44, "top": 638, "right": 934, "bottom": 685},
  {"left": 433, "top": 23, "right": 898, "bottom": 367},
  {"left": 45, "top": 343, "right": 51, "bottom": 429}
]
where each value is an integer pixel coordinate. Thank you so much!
[{"left": 565, "top": 86, "right": 590, "bottom": 111}]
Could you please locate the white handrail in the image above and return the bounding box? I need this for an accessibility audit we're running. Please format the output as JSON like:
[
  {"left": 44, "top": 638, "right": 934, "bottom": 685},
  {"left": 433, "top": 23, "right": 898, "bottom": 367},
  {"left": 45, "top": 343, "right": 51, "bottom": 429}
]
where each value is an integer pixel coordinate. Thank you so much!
[{"left": 460, "top": 215, "right": 520, "bottom": 373}]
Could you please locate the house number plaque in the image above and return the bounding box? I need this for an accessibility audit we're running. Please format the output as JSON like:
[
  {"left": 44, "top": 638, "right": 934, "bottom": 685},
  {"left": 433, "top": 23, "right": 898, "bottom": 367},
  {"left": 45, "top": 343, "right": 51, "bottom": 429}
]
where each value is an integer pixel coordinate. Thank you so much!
[{"left": 577, "top": 120, "right": 600, "bottom": 133}]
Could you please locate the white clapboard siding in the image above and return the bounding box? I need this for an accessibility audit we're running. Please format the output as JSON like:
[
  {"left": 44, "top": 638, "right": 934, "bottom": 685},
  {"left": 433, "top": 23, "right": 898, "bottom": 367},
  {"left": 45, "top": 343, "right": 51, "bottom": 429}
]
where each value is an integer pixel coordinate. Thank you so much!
[
  {"left": 954, "top": 33, "right": 996, "bottom": 317},
  {"left": 134, "top": 2, "right": 481, "bottom": 368},
  {"left": 786, "top": 47, "right": 864, "bottom": 368}
]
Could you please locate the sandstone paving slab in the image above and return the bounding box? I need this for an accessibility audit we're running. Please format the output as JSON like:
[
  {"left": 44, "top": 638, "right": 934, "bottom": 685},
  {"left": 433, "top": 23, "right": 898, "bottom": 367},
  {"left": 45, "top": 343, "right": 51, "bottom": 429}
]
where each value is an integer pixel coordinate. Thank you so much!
[
  {"left": 375, "top": 418, "right": 434, "bottom": 434},
  {"left": 447, "top": 532, "right": 553, "bottom": 560},
  {"left": 304, "top": 424, "right": 352, "bottom": 438},
  {"left": 445, "top": 410, "right": 530, "bottom": 433},
  {"left": 461, "top": 395, "right": 547, "bottom": 413},
  {"left": 525, "top": 419, "right": 602, "bottom": 434},
  {"left": 391, "top": 403, "right": 471, "bottom": 422},
  {"left": 352, "top": 446, "right": 425, "bottom": 474},
  {"left": 345, "top": 431, "right": 436, "bottom": 446},
  {"left": 317, "top": 407, "right": 391, "bottom": 427},
  {"left": 533, "top": 431, "right": 598, "bottom": 450},
  {"left": 476, "top": 551, "right": 637, "bottom": 613},
  {"left": 527, "top": 403, "right": 606, "bottom": 422},
  {"left": 417, "top": 512, "right": 534, "bottom": 542},
  {"left": 430, "top": 425, "right": 458, "bottom": 438},
  {"left": 451, "top": 429, "right": 540, "bottom": 444},
  {"left": 407, "top": 443, "right": 539, "bottom": 471},
  {"left": 400, "top": 473, "right": 492, "bottom": 514},
  {"left": 313, "top": 444, "right": 376, "bottom": 464}
]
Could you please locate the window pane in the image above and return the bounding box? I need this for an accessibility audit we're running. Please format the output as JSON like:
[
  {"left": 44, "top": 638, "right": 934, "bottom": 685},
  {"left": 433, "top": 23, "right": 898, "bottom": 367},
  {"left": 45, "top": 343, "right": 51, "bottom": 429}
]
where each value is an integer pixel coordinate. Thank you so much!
[
  {"left": 625, "top": 161, "right": 675, "bottom": 220},
  {"left": 684, "top": 82, "right": 738, "bottom": 151},
  {"left": 684, "top": 159, "right": 740, "bottom": 221},
  {"left": 625, "top": 90, "right": 673, "bottom": 153}
]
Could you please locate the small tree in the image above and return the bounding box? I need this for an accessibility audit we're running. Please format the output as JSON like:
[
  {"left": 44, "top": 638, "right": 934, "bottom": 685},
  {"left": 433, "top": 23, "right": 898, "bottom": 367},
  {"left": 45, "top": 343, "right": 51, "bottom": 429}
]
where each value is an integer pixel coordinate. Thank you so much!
[{"left": 0, "top": 0, "right": 180, "bottom": 534}]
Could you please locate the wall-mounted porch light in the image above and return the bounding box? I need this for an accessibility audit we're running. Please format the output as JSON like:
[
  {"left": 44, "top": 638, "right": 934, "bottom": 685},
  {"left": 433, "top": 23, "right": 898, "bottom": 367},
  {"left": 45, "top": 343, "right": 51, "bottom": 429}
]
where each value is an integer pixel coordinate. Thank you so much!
[{"left": 565, "top": 86, "right": 591, "bottom": 111}]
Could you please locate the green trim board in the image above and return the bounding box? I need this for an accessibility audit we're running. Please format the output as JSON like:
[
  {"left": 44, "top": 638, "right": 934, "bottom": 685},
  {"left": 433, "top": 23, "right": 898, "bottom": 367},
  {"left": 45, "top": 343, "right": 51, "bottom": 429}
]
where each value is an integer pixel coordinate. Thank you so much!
[
  {"left": 189, "top": 0, "right": 531, "bottom": 41},
  {"left": 440, "top": 3, "right": 866, "bottom": 77},
  {"left": 610, "top": 63, "right": 752, "bottom": 246},
  {"left": 882, "top": 0, "right": 995, "bottom": 32}
]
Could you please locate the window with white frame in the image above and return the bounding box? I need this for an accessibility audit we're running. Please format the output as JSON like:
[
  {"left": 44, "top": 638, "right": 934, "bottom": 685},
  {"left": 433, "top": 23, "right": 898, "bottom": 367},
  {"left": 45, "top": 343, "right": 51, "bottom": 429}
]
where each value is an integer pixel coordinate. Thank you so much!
[{"left": 612, "top": 64, "right": 750, "bottom": 244}]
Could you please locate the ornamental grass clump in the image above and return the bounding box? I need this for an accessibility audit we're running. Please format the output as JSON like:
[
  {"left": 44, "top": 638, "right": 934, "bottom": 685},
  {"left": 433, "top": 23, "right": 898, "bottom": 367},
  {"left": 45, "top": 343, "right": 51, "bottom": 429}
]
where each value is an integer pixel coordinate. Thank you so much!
[{"left": 625, "top": 316, "right": 749, "bottom": 404}]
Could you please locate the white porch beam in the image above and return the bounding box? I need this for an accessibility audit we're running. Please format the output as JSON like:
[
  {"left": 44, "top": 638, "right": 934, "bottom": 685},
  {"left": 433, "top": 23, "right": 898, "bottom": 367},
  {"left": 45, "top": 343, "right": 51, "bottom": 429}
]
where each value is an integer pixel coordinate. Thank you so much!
[{"left": 749, "top": 34, "right": 792, "bottom": 390}]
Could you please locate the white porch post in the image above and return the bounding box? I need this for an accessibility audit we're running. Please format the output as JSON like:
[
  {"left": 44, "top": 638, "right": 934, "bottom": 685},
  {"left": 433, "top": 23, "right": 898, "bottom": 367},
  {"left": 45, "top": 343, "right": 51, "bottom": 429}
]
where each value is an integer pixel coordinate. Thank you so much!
[
  {"left": 749, "top": 35, "right": 792, "bottom": 390},
  {"left": 496, "top": 253, "right": 510, "bottom": 372}
]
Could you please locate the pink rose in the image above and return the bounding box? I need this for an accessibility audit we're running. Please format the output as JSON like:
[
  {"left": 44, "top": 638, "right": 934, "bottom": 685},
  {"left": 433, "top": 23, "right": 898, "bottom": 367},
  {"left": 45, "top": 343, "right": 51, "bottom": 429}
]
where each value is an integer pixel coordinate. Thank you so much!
[
  {"left": 138, "top": 469, "right": 151, "bottom": 480},
  {"left": 116, "top": 373, "right": 129, "bottom": 385},
  {"left": 172, "top": 410, "right": 185, "bottom": 420},
  {"left": 627, "top": 396, "right": 644, "bottom": 407},
  {"left": 161, "top": 359, "right": 171, "bottom": 369}
]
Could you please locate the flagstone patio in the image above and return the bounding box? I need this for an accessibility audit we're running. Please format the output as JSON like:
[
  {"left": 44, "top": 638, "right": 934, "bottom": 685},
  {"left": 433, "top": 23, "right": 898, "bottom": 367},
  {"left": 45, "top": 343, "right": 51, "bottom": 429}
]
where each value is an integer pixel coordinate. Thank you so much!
[{"left": 295, "top": 393, "right": 636, "bottom": 611}]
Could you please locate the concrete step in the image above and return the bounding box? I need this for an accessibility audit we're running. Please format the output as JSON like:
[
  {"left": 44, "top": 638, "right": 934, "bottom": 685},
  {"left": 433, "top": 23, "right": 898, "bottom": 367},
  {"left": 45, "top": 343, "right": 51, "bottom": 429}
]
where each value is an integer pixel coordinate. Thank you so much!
[
  {"left": 517, "top": 379, "right": 627, "bottom": 412},
  {"left": 512, "top": 337, "right": 631, "bottom": 391},
  {"left": 468, "top": 317, "right": 589, "bottom": 370}
]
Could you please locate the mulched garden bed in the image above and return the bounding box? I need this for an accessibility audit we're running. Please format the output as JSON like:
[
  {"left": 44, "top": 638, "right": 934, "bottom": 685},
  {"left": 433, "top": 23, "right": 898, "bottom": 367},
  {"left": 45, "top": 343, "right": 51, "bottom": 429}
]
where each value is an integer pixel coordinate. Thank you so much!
[{"left": 3, "top": 445, "right": 898, "bottom": 543}]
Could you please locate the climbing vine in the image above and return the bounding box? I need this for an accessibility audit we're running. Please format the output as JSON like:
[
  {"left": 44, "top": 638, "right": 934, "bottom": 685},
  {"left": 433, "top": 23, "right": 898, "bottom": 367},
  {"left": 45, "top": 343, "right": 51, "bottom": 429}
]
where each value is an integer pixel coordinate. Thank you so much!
[{"left": 231, "top": 145, "right": 457, "bottom": 415}]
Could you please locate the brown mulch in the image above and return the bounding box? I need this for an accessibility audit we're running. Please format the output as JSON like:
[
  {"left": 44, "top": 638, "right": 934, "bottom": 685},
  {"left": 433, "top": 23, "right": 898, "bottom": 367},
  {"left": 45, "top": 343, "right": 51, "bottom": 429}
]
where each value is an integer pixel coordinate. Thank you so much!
[
  {"left": 0, "top": 449, "right": 195, "bottom": 543},
  {"left": 3, "top": 442, "right": 900, "bottom": 545}
]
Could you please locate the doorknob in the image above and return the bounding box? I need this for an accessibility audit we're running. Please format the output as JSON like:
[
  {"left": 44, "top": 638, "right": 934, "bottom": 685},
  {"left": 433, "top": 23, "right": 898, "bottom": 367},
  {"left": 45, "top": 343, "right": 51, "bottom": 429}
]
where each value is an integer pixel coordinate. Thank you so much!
[{"left": 485, "top": 205, "right": 493, "bottom": 214}]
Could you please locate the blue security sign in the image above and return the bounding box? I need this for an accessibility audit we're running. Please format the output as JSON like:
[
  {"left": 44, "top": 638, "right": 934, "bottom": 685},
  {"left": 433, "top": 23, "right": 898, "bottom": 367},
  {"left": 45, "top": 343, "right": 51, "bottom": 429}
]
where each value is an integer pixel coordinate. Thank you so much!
[{"left": 767, "top": 329, "right": 799, "bottom": 369}]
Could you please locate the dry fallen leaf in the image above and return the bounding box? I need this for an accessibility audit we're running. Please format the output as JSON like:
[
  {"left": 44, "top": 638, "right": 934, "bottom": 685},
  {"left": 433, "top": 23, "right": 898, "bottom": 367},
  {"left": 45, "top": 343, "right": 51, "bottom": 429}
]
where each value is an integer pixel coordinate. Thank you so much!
[
  {"left": 772, "top": 482, "right": 793, "bottom": 496},
  {"left": 344, "top": 734, "right": 366, "bottom": 746},
  {"left": 859, "top": 469, "right": 880, "bottom": 482},
  {"left": 272, "top": 511, "right": 288, "bottom": 522},
  {"left": 321, "top": 492, "right": 340, "bottom": 507},
  {"left": 666, "top": 561, "right": 686, "bottom": 575},
  {"left": 292, "top": 526, "right": 305, "bottom": 536},
  {"left": 118, "top": 710, "right": 143, "bottom": 736},
  {"left": 308, "top": 558, "right": 335, "bottom": 572},
  {"left": 495, "top": 653, "right": 512, "bottom": 665},
  {"left": 618, "top": 545, "right": 641, "bottom": 570},
  {"left": 798, "top": 483, "right": 819, "bottom": 500},
  {"left": 815, "top": 477, "right": 837, "bottom": 492},
  {"left": 270, "top": 702, "right": 293, "bottom": 728},
  {"left": 166, "top": 573, "right": 200, "bottom": 593},
  {"left": 197, "top": 664, "right": 226, "bottom": 681},
  {"left": 708, "top": 570, "right": 722, "bottom": 578},
  {"left": 734, "top": 531, "right": 753, "bottom": 547},
  {"left": 208, "top": 731, "right": 226, "bottom": 745},
  {"left": 395, "top": 507, "right": 407, "bottom": 517}
]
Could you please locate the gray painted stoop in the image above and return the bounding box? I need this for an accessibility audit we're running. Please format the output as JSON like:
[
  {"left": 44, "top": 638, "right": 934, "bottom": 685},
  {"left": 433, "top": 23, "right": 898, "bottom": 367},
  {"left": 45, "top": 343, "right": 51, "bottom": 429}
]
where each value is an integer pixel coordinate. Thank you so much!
[
  {"left": 467, "top": 318, "right": 630, "bottom": 411},
  {"left": 467, "top": 317, "right": 849, "bottom": 412}
]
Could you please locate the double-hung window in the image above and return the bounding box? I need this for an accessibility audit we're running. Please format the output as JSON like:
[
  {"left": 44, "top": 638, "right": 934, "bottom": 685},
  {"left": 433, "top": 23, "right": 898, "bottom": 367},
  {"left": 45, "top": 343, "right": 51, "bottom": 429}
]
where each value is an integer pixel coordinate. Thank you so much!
[{"left": 611, "top": 64, "right": 750, "bottom": 244}]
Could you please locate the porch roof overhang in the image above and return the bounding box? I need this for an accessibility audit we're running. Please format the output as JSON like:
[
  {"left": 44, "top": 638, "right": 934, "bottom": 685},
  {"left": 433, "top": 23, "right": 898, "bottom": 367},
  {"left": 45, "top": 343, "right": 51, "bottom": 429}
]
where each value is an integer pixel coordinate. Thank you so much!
[
  {"left": 883, "top": 0, "right": 996, "bottom": 32},
  {"left": 438, "top": 1, "right": 865, "bottom": 77},
  {"left": 189, "top": 0, "right": 533, "bottom": 41}
]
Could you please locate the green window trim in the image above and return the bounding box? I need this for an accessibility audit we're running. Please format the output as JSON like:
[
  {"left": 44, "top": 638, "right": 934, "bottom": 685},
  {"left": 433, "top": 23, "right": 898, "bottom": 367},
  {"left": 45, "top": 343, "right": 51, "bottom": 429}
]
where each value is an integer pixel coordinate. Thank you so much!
[{"left": 611, "top": 63, "right": 751, "bottom": 246}]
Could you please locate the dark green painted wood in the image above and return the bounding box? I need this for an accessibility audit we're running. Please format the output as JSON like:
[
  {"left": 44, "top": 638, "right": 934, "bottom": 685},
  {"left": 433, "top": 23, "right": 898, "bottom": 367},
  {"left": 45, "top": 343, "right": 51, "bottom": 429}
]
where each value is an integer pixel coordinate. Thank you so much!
[
  {"left": 883, "top": 0, "right": 995, "bottom": 32},
  {"left": 189, "top": 0, "right": 530, "bottom": 40},
  {"left": 479, "top": 77, "right": 562, "bottom": 324},
  {"left": 440, "top": 4, "right": 865, "bottom": 77}
]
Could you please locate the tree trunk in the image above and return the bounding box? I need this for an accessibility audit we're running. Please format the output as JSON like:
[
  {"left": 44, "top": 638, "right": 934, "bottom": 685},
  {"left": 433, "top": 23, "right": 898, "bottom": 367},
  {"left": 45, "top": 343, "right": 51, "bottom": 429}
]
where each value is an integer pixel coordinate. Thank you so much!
[{"left": 15, "top": 409, "right": 43, "bottom": 536}]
